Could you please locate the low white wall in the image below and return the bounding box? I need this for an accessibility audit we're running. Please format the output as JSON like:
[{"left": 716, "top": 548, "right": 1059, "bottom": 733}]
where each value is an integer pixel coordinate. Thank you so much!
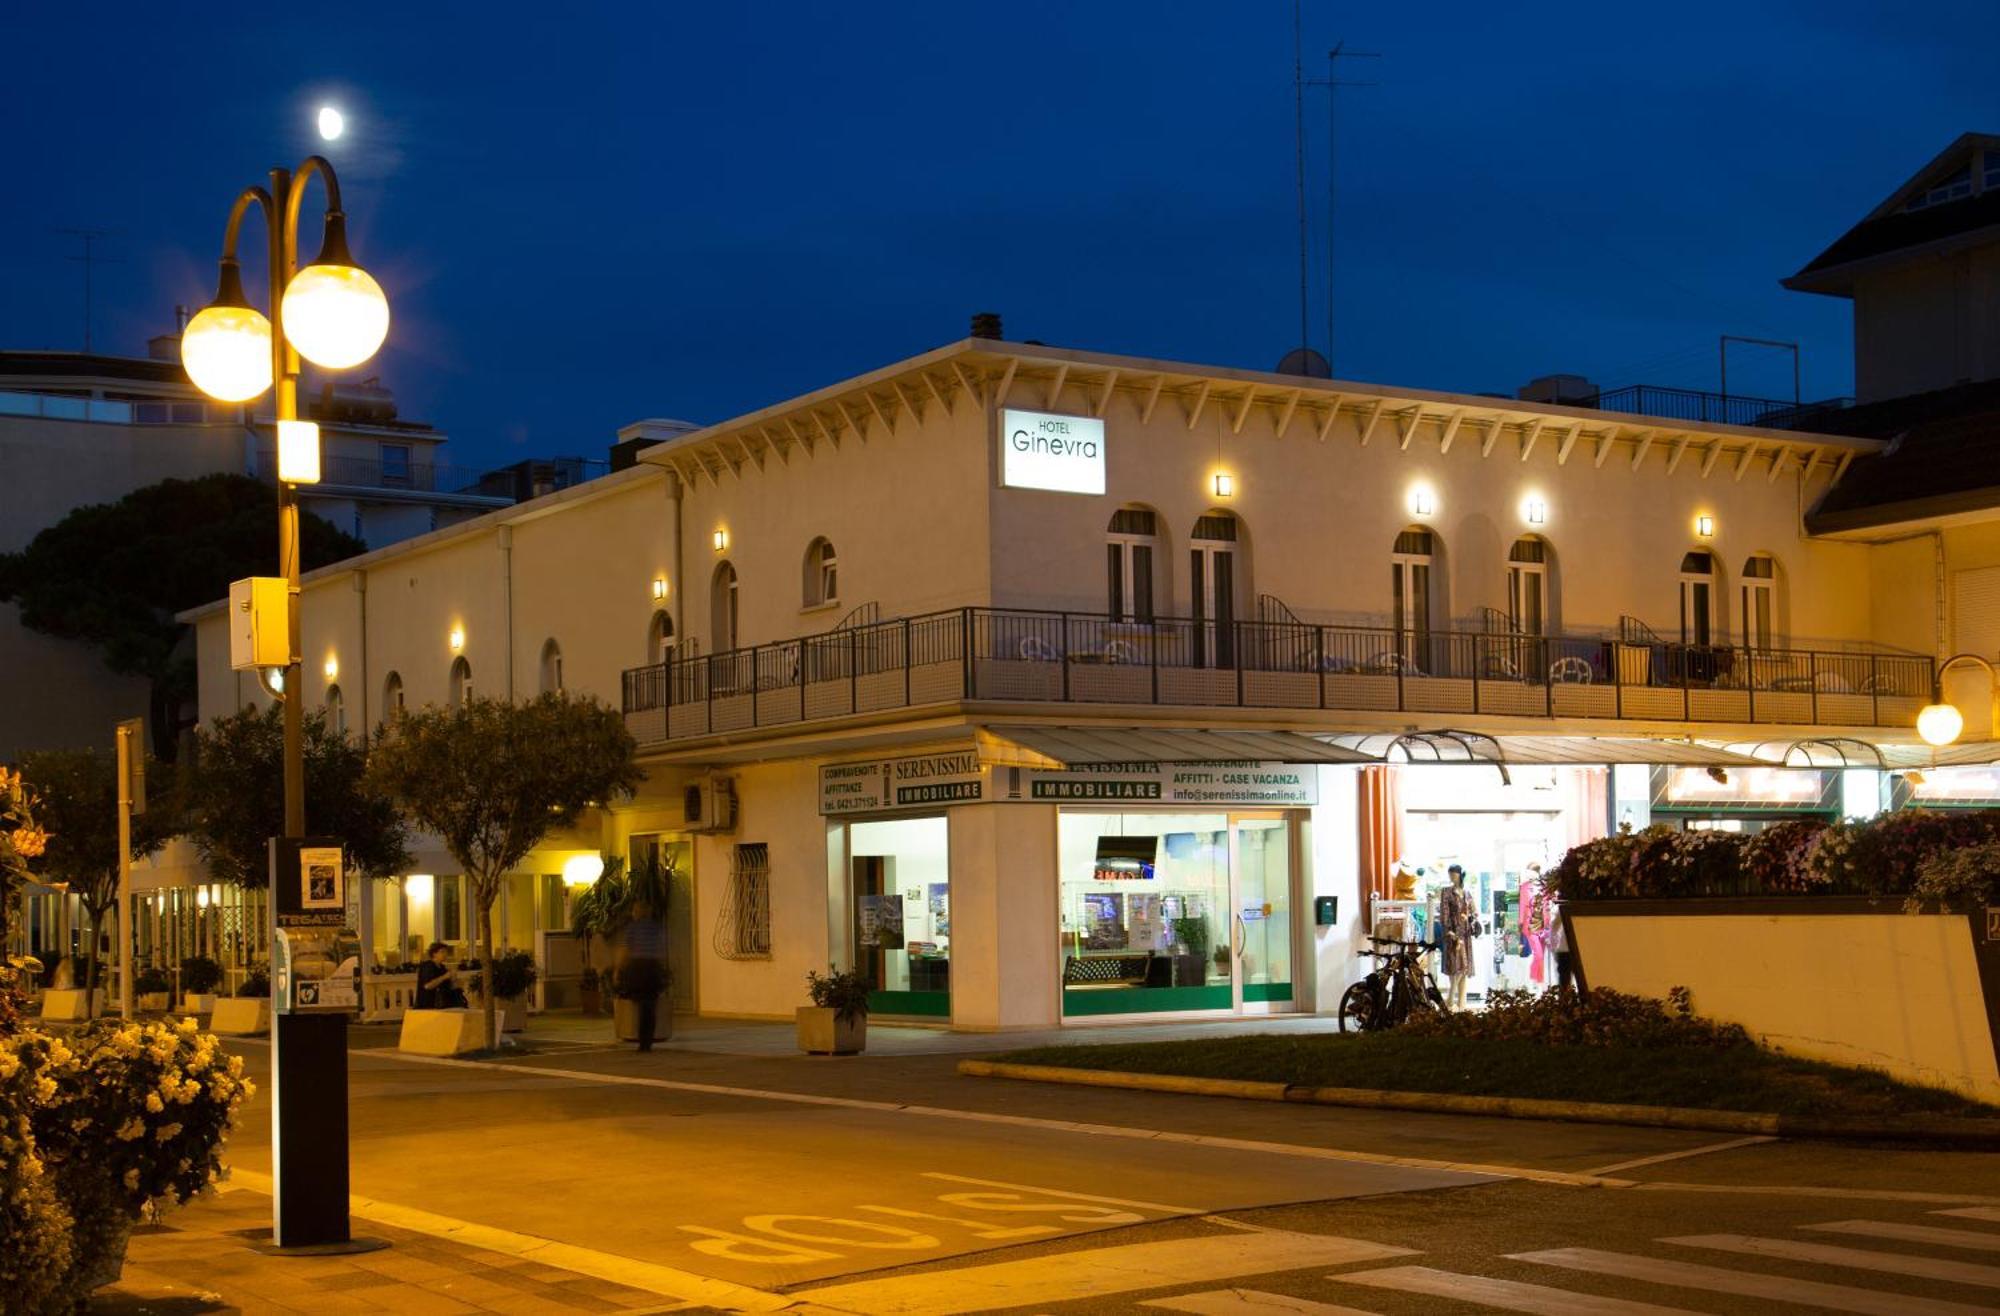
[{"left": 1571, "top": 909, "right": 2000, "bottom": 1105}]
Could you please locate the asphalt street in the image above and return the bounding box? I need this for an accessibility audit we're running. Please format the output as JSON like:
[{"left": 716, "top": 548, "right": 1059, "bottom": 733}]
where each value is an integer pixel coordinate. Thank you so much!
[{"left": 215, "top": 1024, "right": 2000, "bottom": 1313}]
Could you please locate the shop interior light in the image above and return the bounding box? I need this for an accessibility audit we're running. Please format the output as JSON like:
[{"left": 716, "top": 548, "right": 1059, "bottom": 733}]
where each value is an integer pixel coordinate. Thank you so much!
[
  {"left": 404, "top": 873, "right": 434, "bottom": 900},
  {"left": 277, "top": 419, "right": 321, "bottom": 484},
  {"left": 562, "top": 854, "right": 606, "bottom": 888}
]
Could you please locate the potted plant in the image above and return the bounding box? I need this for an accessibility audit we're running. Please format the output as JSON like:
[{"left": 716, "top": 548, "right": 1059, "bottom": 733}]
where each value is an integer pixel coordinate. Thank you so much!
[
  {"left": 613, "top": 958, "right": 670, "bottom": 1044},
  {"left": 578, "top": 965, "right": 603, "bottom": 1016},
  {"left": 488, "top": 949, "right": 537, "bottom": 1033},
  {"left": 134, "top": 967, "right": 171, "bottom": 1011},
  {"left": 179, "top": 956, "right": 223, "bottom": 1013},
  {"left": 237, "top": 966, "right": 270, "bottom": 998},
  {"left": 798, "top": 967, "right": 871, "bottom": 1055}
]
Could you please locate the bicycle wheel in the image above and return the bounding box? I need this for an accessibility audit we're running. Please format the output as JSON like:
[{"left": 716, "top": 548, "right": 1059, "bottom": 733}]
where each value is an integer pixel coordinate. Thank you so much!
[{"left": 1338, "top": 981, "right": 1382, "bottom": 1033}]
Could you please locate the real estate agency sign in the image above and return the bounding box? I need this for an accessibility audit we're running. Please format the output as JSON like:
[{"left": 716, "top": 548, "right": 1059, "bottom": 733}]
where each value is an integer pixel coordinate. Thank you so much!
[
  {"left": 820, "top": 753, "right": 1318, "bottom": 814},
  {"left": 999, "top": 408, "right": 1105, "bottom": 494}
]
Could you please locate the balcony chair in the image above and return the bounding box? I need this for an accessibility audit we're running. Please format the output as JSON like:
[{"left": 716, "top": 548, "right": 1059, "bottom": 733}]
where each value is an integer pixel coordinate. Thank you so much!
[
  {"left": 1018, "top": 635, "right": 1063, "bottom": 662},
  {"left": 1549, "top": 656, "right": 1595, "bottom": 685}
]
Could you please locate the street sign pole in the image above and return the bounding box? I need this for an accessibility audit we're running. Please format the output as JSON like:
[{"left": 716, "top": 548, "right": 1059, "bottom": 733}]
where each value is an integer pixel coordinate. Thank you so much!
[{"left": 114, "top": 718, "right": 143, "bottom": 1020}]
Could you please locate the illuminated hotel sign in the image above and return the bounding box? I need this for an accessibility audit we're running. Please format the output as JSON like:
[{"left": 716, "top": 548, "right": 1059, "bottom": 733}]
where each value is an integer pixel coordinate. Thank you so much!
[{"left": 999, "top": 409, "right": 1105, "bottom": 495}]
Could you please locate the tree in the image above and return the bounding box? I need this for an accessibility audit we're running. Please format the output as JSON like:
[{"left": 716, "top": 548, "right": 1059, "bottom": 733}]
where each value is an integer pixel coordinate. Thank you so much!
[
  {"left": 180, "top": 705, "right": 410, "bottom": 890},
  {"left": 368, "top": 693, "right": 641, "bottom": 1049},
  {"left": 0, "top": 474, "right": 366, "bottom": 756},
  {"left": 0, "top": 765, "right": 48, "bottom": 953},
  {"left": 18, "top": 750, "right": 175, "bottom": 1015}
]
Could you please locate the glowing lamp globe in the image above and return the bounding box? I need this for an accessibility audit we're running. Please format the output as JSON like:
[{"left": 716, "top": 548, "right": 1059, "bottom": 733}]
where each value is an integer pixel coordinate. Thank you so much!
[
  {"left": 1917, "top": 702, "right": 1964, "bottom": 748},
  {"left": 181, "top": 303, "right": 273, "bottom": 402},
  {"left": 562, "top": 854, "right": 605, "bottom": 888},
  {"left": 282, "top": 262, "right": 389, "bottom": 369}
]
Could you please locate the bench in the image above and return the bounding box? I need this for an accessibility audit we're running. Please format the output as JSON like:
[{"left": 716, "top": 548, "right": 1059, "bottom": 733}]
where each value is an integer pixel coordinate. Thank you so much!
[
  {"left": 1062, "top": 953, "right": 1169, "bottom": 988},
  {"left": 398, "top": 1007, "right": 485, "bottom": 1056}
]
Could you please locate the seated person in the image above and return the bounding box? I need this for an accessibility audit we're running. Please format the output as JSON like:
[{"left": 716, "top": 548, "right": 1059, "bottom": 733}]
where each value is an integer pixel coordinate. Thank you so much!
[{"left": 414, "top": 942, "right": 467, "bottom": 1009}]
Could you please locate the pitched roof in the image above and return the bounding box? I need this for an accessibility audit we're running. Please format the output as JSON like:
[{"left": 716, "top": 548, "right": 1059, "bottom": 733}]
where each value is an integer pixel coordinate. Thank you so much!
[
  {"left": 1804, "top": 381, "right": 2000, "bottom": 534},
  {"left": 1786, "top": 133, "right": 2000, "bottom": 295}
]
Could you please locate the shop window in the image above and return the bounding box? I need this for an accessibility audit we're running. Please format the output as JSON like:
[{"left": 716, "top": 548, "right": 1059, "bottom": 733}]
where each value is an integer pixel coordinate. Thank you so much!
[
  {"left": 540, "top": 638, "right": 564, "bottom": 693},
  {"left": 647, "top": 610, "right": 676, "bottom": 665},
  {"left": 1190, "top": 512, "right": 1242, "bottom": 667},
  {"left": 324, "top": 683, "right": 345, "bottom": 739},
  {"left": 711, "top": 561, "right": 739, "bottom": 652},
  {"left": 714, "top": 842, "right": 770, "bottom": 959},
  {"left": 382, "top": 671, "right": 404, "bottom": 723},
  {"left": 1106, "top": 507, "right": 1159, "bottom": 624},
  {"left": 846, "top": 817, "right": 950, "bottom": 1015},
  {"left": 1679, "top": 550, "right": 1716, "bottom": 648},
  {"left": 803, "top": 537, "right": 838, "bottom": 608},
  {"left": 448, "top": 656, "right": 473, "bottom": 708},
  {"left": 1506, "top": 537, "right": 1549, "bottom": 636},
  {"left": 437, "top": 875, "right": 463, "bottom": 943},
  {"left": 1392, "top": 528, "right": 1436, "bottom": 670},
  {"left": 1741, "top": 554, "right": 1779, "bottom": 651}
]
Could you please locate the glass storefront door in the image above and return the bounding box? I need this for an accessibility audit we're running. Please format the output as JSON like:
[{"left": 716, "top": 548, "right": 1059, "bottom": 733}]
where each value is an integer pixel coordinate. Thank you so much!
[
  {"left": 846, "top": 816, "right": 951, "bottom": 1018},
  {"left": 1058, "top": 810, "right": 1298, "bottom": 1018}
]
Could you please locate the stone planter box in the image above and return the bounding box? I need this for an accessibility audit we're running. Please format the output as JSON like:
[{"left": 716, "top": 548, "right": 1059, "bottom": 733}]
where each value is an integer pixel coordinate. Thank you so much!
[
  {"left": 399, "top": 1008, "right": 484, "bottom": 1056},
  {"left": 182, "top": 993, "right": 218, "bottom": 1014},
  {"left": 137, "top": 991, "right": 171, "bottom": 1012},
  {"left": 501, "top": 995, "right": 527, "bottom": 1034},
  {"left": 796, "top": 1005, "right": 866, "bottom": 1055},
  {"left": 613, "top": 997, "right": 672, "bottom": 1042},
  {"left": 209, "top": 997, "right": 269, "bottom": 1036},
  {"left": 1566, "top": 897, "right": 2000, "bottom": 1105},
  {"left": 40, "top": 988, "right": 99, "bottom": 1022}
]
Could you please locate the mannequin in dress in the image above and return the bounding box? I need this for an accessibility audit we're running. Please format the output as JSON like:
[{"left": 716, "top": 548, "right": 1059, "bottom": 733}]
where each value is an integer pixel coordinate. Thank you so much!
[
  {"left": 1439, "top": 864, "right": 1477, "bottom": 1010},
  {"left": 1520, "top": 863, "right": 1550, "bottom": 989}
]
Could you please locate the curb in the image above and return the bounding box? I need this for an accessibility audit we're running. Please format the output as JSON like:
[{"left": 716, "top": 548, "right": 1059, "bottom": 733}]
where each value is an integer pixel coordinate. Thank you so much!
[{"left": 955, "top": 1060, "right": 2000, "bottom": 1148}]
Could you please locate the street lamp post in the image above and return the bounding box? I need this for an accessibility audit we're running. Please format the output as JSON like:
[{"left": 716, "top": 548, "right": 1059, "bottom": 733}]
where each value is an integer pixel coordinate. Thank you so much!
[
  {"left": 182, "top": 155, "right": 389, "bottom": 1253},
  {"left": 1916, "top": 653, "right": 2000, "bottom": 748}
]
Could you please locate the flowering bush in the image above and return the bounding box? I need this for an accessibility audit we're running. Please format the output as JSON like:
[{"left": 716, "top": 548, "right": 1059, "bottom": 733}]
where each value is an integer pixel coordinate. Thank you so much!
[
  {"left": 1741, "top": 818, "right": 1828, "bottom": 894},
  {"left": 1907, "top": 841, "right": 2000, "bottom": 913},
  {"left": 1403, "top": 985, "right": 1752, "bottom": 1050},
  {"left": 0, "top": 1016, "right": 252, "bottom": 1308}
]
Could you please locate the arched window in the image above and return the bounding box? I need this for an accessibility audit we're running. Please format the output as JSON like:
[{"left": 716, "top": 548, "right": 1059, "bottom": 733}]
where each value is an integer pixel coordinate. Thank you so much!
[
  {"left": 449, "top": 656, "right": 473, "bottom": 708},
  {"left": 803, "top": 538, "right": 838, "bottom": 609},
  {"left": 382, "top": 672, "right": 404, "bottom": 723},
  {"left": 1507, "top": 537, "right": 1549, "bottom": 636},
  {"left": 1679, "top": 550, "right": 1717, "bottom": 648},
  {"left": 325, "top": 684, "right": 345, "bottom": 739},
  {"left": 540, "top": 639, "right": 563, "bottom": 693},
  {"left": 711, "top": 561, "right": 739, "bottom": 652},
  {"left": 1392, "top": 527, "right": 1436, "bottom": 668},
  {"left": 1106, "top": 507, "right": 1158, "bottom": 623},
  {"left": 1191, "top": 512, "right": 1242, "bottom": 667},
  {"left": 647, "top": 610, "right": 675, "bottom": 665},
  {"left": 1741, "top": 554, "right": 1779, "bottom": 650}
]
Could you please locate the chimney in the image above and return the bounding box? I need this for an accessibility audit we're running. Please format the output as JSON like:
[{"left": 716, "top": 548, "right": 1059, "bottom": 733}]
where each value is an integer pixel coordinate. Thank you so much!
[{"left": 970, "top": 312, "right": 1003, "bottom": 340}]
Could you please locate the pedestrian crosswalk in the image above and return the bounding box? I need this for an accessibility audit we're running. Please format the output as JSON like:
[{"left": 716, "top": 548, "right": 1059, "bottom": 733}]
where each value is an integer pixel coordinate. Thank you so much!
[{"left": 1147, "top": 1206, "right": 2000, "bottom": 1316}]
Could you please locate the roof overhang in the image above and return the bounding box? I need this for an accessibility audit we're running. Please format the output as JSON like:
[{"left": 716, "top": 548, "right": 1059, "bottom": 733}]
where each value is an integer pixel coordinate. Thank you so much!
[{"left": 977, "top": 725, "right": 1375, "bottom": 770}]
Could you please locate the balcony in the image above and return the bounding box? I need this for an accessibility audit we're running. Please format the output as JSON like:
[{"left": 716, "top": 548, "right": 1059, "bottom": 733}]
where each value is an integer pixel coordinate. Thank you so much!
[{"left": 619, "top": 607, "right": 1933, "bottom": 746}]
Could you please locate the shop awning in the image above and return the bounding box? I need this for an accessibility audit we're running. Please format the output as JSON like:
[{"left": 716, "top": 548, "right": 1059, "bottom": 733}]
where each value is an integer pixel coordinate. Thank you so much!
[
  {"left": 1316, "top": 731, "right": 1771, "bottom": 767},
  {"left": 977, "top": 725, "right": 1377, "bottom": 770},
  {"left": 1721, "top": 737, "right": 1892, "bottom": 768}
]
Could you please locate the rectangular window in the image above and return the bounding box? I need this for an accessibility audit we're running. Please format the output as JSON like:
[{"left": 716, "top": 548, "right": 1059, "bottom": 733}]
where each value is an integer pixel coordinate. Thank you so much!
[
  {"left": 1107, "top": 542, "right": 1125, "bottom": 619},
  {"left": 1131, "top": 544, "right": 1153, "bottom": 624},
  {"left": 438, "top": 875, "right": 463, "bottom": 942},
  {"left": 1059, "top": 812, "right": 1233, "bottom": 1015},
  {"left": 381, "top": 443, "right": 412, "bottom": 486}
]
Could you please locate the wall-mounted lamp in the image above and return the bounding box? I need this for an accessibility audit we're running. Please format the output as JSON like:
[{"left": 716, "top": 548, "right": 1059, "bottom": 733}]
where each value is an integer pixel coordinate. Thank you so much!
[
  {"left": 1695, "top": 514, "right": 1715, "bottom": 538},
  {"left": 1213, "top": 472, "right": 1235, "bottom": 498},
  {"left": 561, "top": 853, "right": 606, "bottom": 888},
  {"left": 322, "top": 656, "right": 339, "bottom": 681},
  {"left": 196, "top": 886, "right": 212, "bottom": 909},
  {"left": 1411, "top": 488, "right": 1436, "bottom": 518},
  {"left": 1524, "top": 498, "right": 1548, "bottom": 526},
  {"left": 652, "top": 576, "right": 669, "bottom": 601},
  {"left": 448, "top": 626, "right": 465, "bottom": 653},
  {"left": 276, "top": 419, "right": 321, "bottom": 485},
  {"left": 713, "top": 529, "right": 729, "bottom": 552}
]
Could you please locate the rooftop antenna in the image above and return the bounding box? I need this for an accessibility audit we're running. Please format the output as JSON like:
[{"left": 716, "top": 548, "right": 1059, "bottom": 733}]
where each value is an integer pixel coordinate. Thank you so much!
[
  {"left": 1291, "top": 1, "right": 1310, "bottom": 358},
  {"left": 57, "top": 226, "right": 123, "bottom": 354},
  {"left": 1311, "top": 43, "right": 1378, "bottom": 375}
]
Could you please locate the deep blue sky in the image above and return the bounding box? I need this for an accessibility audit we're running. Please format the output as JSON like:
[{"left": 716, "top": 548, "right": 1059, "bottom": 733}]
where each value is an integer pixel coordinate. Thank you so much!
[{"left": 3, "top": 3, "right": 1994, "bottom": 470}]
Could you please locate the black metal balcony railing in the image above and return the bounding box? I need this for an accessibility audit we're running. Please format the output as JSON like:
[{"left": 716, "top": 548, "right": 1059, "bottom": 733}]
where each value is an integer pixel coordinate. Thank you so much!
[
  {"left": 1588, "top": 385, "right": 1854, "bottom": 432},
  {"left": 619, "top": 607, "right": 1934, "bottom": 745}
]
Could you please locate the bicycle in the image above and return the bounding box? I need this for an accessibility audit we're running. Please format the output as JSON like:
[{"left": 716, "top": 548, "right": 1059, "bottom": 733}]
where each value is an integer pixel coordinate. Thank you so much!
[{"left": 1337, "top": 937, "right": 1446, "bottom": 1033}]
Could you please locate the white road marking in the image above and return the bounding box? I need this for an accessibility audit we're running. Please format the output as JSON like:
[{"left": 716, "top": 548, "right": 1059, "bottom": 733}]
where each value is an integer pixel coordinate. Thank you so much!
[
  {"left": 791, "top": 1230, "right": 1413, "bottom": 1315},
  {"left": 1665, "top": 1232, "right": 2000, "bottom": 1288},
  {"left": 1806, "top": 1218, "right": 2000, "bottom": 1252},
  {"left": 1143, "top": 1289, "right": 1380, "bottom": 1314},
  {"left": 918, "top": 1172, "right": 1203, "bottom": 1215},
  {"left": 1583, "top": 1136, "right": 1775, "bottom": 1176},
  {"left": 1512, "top": 1247, "right": 1994, "bottom": 1316},
  {"left": 1636, "top": 1181, "right": 2000, "bottom": 1206},
  {"left": 1941, "top": 1206, "right": 2000, "bottom": 1223},
  {"left": 1334, "top": 1264, "right": 1699, "bottom": 1314}
]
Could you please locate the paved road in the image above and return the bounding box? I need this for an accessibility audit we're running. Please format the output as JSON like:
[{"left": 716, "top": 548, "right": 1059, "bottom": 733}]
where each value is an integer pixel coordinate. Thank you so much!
[{"left": 217, "top": 1027, "right": 2000, "bottom": 1312}]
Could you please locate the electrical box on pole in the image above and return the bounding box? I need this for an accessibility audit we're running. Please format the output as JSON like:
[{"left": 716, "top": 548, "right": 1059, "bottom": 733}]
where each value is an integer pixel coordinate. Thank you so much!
[{"left": 229, "top": 577, "right": 290, "bottom": 670}]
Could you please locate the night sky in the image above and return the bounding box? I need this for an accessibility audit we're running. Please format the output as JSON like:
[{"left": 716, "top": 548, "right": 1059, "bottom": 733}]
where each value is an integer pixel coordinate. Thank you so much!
[{"left": 4, "top": 2, "right": 1993, "bottom": 471}]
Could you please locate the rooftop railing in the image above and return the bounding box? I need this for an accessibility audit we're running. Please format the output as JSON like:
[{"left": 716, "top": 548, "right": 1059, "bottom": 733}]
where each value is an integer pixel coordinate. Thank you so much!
[
  {"left": 619, "top": 606, "right": 1933, "bottom": 746},
  {"left": 1588, "top": 385, "right": 1854, "bottom": 431},
  {"left": 251, "top": 448, "right": 501, "bottom": 497}
]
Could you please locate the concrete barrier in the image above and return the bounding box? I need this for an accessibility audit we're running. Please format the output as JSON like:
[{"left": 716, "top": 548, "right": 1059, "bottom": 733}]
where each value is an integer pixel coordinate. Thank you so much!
[
  {"left": 208, "top": 997, "right": 269, "bottom": 1036},
  {"left": 39, "top": 988, "right": 95, "bottom": 1022},
  {"left": 398, "top": 1008, "right": 485, "bottom": 1057}
]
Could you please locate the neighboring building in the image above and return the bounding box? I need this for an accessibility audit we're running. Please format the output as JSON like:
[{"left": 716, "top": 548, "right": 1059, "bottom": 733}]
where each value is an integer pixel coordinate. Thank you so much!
[{"left": 169, "top": 332, "right": 1942, "bottom": 1031}]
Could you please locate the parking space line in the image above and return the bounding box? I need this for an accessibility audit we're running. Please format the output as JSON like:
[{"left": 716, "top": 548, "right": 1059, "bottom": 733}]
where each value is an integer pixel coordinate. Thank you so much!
[
  {"left": 1940, "top": 1206, "right": 2000, "bottom": 1222},
  {"left": 1583, "top": 1136, "right": 1775, "bottom": 1176},
  {"left": 1634, "top": 1182, "right": 2000, "bottom": 1206},
  {"left": 1512, "top": 1247, "right": 1990, "bottom": 1316},
  {"left": 1805, "top": 1219, "right": 2000, "bottom": 1252},
  {"left": 1664, "top": 1233, "right": 2000, "bottom": 1287}
]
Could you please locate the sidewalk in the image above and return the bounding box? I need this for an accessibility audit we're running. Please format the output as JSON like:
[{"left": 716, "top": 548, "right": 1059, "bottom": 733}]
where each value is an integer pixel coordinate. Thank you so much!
[{"left": 96, "top": 1184, "right": 680, "bottom": 1314}]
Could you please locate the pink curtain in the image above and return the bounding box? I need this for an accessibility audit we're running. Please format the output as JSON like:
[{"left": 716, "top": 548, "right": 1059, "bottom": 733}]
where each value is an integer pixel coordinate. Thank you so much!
[
  {"left": 1566, "top": 765, "right": 1610, "bottom": 851},
  {"left": 1357, "top": 765, "right": 1404, "bottom": 907}
]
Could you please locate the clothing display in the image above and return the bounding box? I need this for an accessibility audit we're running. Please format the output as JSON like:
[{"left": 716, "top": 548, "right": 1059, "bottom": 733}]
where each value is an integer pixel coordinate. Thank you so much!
[
  {"left": 1437, "top": 882, "right": 1476, "bottom": 980},
  {"left": 1519, "top": 874, "right": 1550, "bottom": 987}
]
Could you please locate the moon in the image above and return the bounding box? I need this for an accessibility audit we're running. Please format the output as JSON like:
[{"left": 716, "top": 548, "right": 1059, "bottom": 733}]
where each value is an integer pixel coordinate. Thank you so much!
[{"left": 317, "top": 106, "right": 345, "bottom": 141}]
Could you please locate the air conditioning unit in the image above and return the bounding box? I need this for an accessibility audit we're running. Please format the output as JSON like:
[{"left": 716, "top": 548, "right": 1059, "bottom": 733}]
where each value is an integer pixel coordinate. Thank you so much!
[{"left": 684, "top": 775, "right": 738, "bottom": 833}]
